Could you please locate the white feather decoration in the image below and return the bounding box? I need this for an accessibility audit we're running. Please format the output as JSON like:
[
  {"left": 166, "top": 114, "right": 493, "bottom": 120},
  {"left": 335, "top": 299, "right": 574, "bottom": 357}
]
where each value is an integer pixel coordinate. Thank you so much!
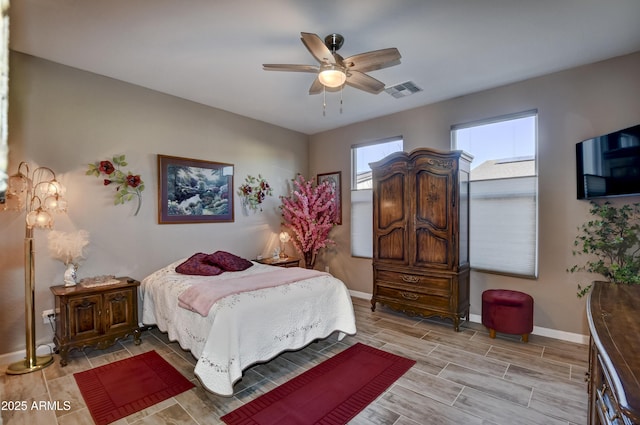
[{"left": 48, "top": 230, "right": 90, "bottom": 266}]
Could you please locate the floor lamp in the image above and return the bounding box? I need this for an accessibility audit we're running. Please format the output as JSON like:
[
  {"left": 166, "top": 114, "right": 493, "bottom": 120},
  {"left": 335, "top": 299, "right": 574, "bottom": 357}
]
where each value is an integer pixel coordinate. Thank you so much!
[{"left": 4, "top": 162, "right": 67, "bottom": 375}]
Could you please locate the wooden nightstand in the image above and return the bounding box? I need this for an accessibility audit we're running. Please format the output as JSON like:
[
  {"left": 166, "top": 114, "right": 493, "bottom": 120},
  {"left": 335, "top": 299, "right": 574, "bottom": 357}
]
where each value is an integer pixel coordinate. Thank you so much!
[
  {"left": 50, "top": 277, "right": 142, "bottom": 366},
  {"left": 254, "top": 256, "right": 300, "bottom": 268}
]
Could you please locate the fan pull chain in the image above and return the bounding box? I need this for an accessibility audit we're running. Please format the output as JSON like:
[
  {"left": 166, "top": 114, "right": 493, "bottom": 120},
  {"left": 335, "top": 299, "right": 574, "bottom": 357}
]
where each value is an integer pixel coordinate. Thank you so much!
[
  {"left": 340, "top": 85, "right": 343, "bottom": 114},
  {"left": 323, "top": 86, "right": 326, "bottom": 117}
]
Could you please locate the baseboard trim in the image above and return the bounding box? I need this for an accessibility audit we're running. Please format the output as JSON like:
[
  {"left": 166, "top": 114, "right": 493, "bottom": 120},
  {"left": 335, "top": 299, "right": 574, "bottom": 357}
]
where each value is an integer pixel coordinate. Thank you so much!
[
  {"left": 0, "top": 343, "right": 57, "bottom": 366},
  {"left": 350, "top": 290, "right": 589, "bottom": 345}
]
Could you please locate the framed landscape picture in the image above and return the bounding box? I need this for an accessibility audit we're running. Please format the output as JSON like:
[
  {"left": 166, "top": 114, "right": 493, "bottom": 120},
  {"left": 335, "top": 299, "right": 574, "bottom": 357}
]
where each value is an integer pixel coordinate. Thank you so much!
[
  {"left": 317, "top": 171, "right": 342, "bottom": 225},
  {"left": 158, "top": 155, "right": 234, "bottom": 224}
]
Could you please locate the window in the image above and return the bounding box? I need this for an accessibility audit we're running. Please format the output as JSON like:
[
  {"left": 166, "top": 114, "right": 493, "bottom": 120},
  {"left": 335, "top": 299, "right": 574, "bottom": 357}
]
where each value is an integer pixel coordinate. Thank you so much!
[
  {"left": 350, "top": 137, "right": 403, "bottom": 257},
  {"left": 452, "top": 111, "right": 538, "bottom": 278},
  {"left": 0, "top": 0, "right": 9, "bottom": 204}
]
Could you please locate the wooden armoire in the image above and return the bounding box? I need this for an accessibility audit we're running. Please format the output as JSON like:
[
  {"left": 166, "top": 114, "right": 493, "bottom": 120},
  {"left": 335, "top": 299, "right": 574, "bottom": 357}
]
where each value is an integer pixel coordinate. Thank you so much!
[{"left": 370, "top": 147, "right": 472, "bottom": 331}]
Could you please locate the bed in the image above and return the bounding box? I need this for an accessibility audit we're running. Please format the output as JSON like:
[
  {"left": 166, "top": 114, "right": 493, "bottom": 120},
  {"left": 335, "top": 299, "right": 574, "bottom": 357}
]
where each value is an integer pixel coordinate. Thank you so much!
[{"left": 140, "top": 254, "right": 357, "bottom": 396}]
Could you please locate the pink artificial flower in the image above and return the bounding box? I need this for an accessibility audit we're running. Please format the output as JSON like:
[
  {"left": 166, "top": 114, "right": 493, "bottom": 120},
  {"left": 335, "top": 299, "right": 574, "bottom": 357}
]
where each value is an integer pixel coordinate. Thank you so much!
[{"left": 280, "top": 174, "right": 337, "bottom": 266}]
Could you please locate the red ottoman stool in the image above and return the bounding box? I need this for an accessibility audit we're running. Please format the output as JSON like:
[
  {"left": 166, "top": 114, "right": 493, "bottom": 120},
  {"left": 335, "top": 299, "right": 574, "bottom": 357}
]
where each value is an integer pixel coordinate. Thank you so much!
[{"left": 482, "top": 289, "right": 533, "bottom": 342}]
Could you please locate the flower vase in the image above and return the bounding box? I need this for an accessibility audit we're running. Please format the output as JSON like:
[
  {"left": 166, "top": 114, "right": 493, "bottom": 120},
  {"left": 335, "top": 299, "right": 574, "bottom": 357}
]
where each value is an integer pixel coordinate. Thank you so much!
[
  {"left": 64, "top": 263, "right": 78, "bottom": 286},
  {"left": 303, "top": 252, "right": 315, "bottom": 269}
]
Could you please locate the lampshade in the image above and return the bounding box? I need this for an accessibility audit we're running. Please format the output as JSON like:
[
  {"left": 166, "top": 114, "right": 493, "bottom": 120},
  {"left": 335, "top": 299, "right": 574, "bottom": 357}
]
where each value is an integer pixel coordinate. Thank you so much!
[
  {"left": 7, "top": 171, "right": 31, "bottom": 196},
  {"left": 279, "top": 231, "right": 291, "bottom": 243},
  {"left": 35, "top": 178, "right": 65, "bottom": 200},
  {"left": 43, "top": 194, "right": 67, "bottom": 212},
  {"left": 26, "top": 207, "right": 53, "bottom": 229},
  {"left": 318, "top": 65, "right": 346, "bottom": 88},
  {"left": 3, "top": 192, "right": 24, "bottom": 211}
]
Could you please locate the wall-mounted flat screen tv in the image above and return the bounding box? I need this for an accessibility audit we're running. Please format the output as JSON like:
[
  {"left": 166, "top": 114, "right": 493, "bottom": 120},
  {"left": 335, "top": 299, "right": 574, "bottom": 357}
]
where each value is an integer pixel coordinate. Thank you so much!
[{"left": 576, "top": 124, "right": 640, "bottom": 199}]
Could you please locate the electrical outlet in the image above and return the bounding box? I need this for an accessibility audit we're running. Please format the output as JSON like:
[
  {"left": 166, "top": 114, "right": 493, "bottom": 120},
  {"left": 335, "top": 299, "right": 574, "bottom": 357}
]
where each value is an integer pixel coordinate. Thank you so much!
[{"left": 42, "top": 309, "right": 55, "bottom": 324}]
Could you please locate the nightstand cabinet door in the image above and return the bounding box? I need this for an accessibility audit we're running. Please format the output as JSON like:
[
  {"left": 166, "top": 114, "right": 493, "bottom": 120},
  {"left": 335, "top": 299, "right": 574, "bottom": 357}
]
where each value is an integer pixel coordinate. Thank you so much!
[
  {"left": 103, "top": 288, "right": 136, "bottom": 334},
  {"left": 68, "top": 294, "right": 102, "bottom": 341}
]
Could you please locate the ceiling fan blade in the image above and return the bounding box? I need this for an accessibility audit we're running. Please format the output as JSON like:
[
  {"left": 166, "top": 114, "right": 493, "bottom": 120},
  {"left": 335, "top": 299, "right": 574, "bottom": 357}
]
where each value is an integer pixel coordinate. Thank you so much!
[
  {"left": 309, "top": 78, "right": 324, "bottom": 95},
  {"left": 345, "top": 70, "right": 385, "bottom": 94},
  {"left": 343, "top": 48, "right": 401, "bottom": 72},
  {"left": 300, "top": 32, "right": 335, "bottom": 64},
  {"left": 263, "top": 64, "right": 319, "bottom": 73}
]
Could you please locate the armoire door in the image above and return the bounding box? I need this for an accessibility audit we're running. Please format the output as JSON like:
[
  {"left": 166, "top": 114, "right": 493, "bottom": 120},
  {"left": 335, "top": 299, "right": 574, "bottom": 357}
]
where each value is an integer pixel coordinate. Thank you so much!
[
  {"left": 372, "top": 163, "right": 409, "bottom": 265},
  {"left": 412, "top": 158, "right": 455, "bottom": 269}
]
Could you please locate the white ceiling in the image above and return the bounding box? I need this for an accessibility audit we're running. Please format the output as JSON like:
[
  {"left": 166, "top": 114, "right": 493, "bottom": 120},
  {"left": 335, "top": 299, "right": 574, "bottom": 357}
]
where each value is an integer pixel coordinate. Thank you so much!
[{"left": 9, "top": 0, "right": 640, "bottom": 135}]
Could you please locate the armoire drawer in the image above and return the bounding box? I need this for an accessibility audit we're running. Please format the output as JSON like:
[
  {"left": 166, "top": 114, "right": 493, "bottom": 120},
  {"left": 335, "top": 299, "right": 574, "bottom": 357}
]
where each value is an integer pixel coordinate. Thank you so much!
[
  {"left": 376, "top": 286, "right": 450, "bottom": 309},
  {"left": 376, "top": 270, "right": 451, "bottom": 292}
]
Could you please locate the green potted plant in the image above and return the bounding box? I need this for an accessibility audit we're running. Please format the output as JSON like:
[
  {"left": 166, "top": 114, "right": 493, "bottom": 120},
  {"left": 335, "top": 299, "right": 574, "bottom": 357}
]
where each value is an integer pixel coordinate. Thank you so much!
[{"left": 569, "top": 201, "right": 640, "bottom": 297}]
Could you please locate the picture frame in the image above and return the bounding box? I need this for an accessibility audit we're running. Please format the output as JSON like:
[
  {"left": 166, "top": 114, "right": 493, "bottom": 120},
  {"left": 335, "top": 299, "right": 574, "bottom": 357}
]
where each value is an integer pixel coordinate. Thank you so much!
[
  {"left": 317, "top": 171, "right": 342, "bottom": 225},
  {"left": 158, "top": 155, "right": 234, "bottom": 224}
]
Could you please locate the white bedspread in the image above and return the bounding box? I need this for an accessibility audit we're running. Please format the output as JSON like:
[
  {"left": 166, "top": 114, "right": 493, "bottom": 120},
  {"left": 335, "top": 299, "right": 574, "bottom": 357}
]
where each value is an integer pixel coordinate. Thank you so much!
[{"left": 140, "top": 259, "right": 357, "bottom": 396}]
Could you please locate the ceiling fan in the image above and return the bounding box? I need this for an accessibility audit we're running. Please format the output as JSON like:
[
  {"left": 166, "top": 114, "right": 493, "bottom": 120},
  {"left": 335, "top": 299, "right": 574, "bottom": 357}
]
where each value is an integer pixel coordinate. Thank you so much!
[{"left": 263, "top": 32, "right": 401, "bottom": 95}]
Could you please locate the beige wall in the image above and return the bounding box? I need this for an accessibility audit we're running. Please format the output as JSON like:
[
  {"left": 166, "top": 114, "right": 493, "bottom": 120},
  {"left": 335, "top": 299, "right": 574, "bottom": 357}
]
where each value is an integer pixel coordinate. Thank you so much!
[
  {"left": 2, "top": 50, "right": 640, "bottom": 357},
  {"left": 0, "top": 52, "right": 308, "bottom": 355},
  {"left": 309, "top": 51, "right": 640, "bottom": 337}
]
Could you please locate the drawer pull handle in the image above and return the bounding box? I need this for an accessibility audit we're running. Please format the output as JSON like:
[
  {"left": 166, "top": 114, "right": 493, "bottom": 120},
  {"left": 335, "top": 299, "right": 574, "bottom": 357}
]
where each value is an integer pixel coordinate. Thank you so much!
[
  {"left": 400, "top": 275, "right": 420, "bottom": 283},
  {"left": 596, "top": 385, "right": 609, "bottom": 417},
  {"left": 400, "top": 292, "right": 420, "bottom": 300},
  {"left": 596, "top": 383, "right": 622, "bottom": 422}
]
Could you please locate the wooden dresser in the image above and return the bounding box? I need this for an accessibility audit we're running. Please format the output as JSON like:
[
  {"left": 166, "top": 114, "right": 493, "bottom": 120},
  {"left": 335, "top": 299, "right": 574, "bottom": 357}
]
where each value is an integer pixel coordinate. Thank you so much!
[
  {"left": 50, "top": 277, "right": 142, "bottom": 366},
  {"left": 587, "top": 282, "right": 640, "bottom": 424},
  {"left": 370, "top": 148, "right": 472, "bottom": 331}
]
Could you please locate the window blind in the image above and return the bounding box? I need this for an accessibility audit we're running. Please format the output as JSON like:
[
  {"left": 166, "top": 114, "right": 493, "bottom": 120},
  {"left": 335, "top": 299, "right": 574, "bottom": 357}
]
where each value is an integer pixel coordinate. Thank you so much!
[
  {"left": 350, "top": 189, "right": 372, "bottom": 257},
  {"left": 469, "top": 176, "right": 538, "bottom": 277}
]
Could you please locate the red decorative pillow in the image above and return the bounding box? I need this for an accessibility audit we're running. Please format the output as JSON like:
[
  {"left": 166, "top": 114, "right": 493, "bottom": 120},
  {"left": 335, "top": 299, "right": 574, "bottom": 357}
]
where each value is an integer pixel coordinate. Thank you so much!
[
  {"left": 175, "top": 253, "right": 223, "bottom": 276},
  {"left": 206, "top": 251, "right": 253, "bottom": 272}
]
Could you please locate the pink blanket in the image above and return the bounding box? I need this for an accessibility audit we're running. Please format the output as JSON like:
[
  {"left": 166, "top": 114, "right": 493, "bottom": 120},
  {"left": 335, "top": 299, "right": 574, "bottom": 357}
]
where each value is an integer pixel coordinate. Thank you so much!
[{"left": 178, "top": 267, "right": 329, "bottom": 316}]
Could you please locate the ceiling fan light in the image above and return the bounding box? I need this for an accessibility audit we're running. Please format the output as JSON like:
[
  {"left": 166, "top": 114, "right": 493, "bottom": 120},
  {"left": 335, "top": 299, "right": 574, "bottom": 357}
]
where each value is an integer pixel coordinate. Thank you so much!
[{"left": 318, "top": 66, "right": 346, "bottom": 88}]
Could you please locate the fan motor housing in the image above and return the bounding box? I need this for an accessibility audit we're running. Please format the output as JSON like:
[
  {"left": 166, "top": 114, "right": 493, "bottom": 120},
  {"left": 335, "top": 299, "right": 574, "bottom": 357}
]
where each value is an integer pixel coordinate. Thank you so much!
[{"left": 324, "top": 34, "right": 344, "bottom": 52}]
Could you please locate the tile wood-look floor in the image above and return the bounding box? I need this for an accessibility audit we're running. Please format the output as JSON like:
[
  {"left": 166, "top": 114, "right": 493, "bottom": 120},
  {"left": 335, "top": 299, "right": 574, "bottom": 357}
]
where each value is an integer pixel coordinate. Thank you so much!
[{"left": 1, "top": 297, "right": 589, "bottom": 425}]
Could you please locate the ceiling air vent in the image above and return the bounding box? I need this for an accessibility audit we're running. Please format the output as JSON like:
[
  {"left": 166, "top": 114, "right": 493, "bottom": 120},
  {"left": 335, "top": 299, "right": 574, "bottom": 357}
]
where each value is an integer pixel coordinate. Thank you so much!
[{"left": 384, "top": 81, "right": 422, "bottom": 98}]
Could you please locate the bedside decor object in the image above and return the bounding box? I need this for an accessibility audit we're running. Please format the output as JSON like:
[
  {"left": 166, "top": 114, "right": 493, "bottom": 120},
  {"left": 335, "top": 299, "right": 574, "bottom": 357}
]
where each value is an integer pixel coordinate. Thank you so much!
[
  {"left": 3, "top": 161, "right": 67, "bottom": 374},
  {"left": 78, "top": 275, "right": 119, "bottom": 288},
  {"left": 63, "top": 263, "right": 77, "bottom": 286},
  {"left": 158, "top": 155, "right": 234, "bottom": 224},
  {"left": 254, "top": 256, "right": 300, "bottom": 268},
  {"left": 317, "top": 171, "right": 342, "bottom": 224},
  {"left": 280, "top": 174, "right": 337, "bottom": 269},
  {"left": 569, "top": 201, "right": 640, "bottom": 297},
  {"left": 238, "top": 174, "right": 272, "bottom": 212},
  {"left": 279, "top": 231, "right": 291, "bottom": 258},
  {"left": 87, "top": 154, "right": 144, "bottom": 216},
  {"left": 48, "top": 229, "right": 90, "bottom": 286}
]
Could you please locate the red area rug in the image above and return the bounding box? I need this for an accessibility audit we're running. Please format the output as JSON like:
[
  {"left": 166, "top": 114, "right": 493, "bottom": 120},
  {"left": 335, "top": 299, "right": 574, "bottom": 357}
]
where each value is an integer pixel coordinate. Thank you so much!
[
  {"left": 221, "top": 342, "right": 415, "bottom": 425},
  {"left": 73, "top": 350, "right": 194, "bottom": 425}
]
